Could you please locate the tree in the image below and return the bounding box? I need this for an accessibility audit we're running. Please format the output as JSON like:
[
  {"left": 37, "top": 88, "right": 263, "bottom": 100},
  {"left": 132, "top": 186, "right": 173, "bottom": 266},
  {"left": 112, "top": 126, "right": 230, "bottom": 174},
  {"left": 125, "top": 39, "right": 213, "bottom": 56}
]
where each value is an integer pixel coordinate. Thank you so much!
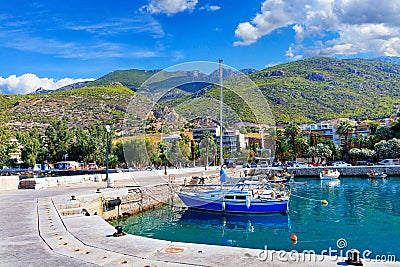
[
  {"left": 69, "top": 127, "right": 90, "bottom": 163},
  {"left": 368, "top": 120, "right": 380, "bottom": 135},
  {"left": 374, "top": 127, "right": 393, "bottom": 142},
  {"left": 315, "top": 143, "right": 332, "bottom": 164},
  {"left": 284, "top": 123, "right": 302, "bottom": 159},
  {"left": 190, "top": 140, "right": 200, "bottom": 167},
  {"left": 349, "top": 148, "right": 374, "bottom": 161},
  {"left": 336, "top": 120, "right": 354, "bottom": 162},
  {"left": 0, "top": 127, "right": 18, "bottom": 167},
  {"left": 200, "top": 131, "right": 215, "bottom": 170},
  {"left": 45, "top": 121, "right": 74, "bottom": 162},
  {"left": 145, "top": 137, "right": 161, "bottom": 166},
  {"left": 17, "top": 128, "right": 47, "bottom": 167},
  {"left": 306, "top": 146, "right": 317, "bottom": 163},
  {"left": 113, "top": 141, "right": 126, "bottom": 167},
  {"left": 349, "top": 134, "right": 368, "bottom": 149},
  {"left": 122, "top": 137, "right": 148, "bottom": 168},
  {"left": 295, "top": 136, "right": 309, "bottom": 158},
  {"left": 319, "top": 139, "right": 339, "bottom": 161},
  {"left": 275, "top": 129, "right": 292, "bottom": 161},
  {"left": 374, "top": 138, "right": 400, "bottom": 159},
  {"left": 390, "top": 119, "right": 400, "bottom": 138}
]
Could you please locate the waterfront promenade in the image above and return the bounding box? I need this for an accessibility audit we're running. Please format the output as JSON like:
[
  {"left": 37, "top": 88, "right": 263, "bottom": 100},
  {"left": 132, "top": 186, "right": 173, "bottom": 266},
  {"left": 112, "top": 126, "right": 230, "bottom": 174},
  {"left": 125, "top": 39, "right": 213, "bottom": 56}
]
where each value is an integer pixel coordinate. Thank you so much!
[{"left": 1, "top": 168, "right": 399, "bottom": 267}]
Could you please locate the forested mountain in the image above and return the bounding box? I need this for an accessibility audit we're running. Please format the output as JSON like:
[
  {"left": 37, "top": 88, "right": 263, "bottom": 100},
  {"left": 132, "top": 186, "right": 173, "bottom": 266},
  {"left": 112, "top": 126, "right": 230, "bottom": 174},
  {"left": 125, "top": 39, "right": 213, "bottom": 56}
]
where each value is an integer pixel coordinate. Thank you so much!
[
  {"left": 250, "top": 57, "right": 400, "bottom": 123},
  {"left": 2, "top": 57, "right": 400, "bottom": 132}
]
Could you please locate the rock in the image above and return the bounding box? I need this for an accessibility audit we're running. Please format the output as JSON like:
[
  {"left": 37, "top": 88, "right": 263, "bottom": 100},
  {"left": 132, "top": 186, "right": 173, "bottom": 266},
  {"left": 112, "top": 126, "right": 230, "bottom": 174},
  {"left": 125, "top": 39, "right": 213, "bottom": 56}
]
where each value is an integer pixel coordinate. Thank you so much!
[{"left": 307, "top": 72, "right": 326, "bottom": 81}]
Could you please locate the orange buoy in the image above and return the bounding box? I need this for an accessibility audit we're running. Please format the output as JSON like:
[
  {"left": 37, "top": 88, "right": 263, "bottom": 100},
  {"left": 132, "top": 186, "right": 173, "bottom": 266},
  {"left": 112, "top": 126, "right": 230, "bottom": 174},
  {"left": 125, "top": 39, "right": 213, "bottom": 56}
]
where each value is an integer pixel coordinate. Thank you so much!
[{"left": 291, "top": 234, "right": 298, "bottom": 242}]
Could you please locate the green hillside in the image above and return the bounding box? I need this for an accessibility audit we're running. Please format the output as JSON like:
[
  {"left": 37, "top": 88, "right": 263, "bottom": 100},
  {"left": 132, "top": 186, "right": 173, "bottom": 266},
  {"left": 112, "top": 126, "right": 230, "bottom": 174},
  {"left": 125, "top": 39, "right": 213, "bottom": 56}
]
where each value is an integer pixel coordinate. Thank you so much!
[
  {"left": 2, "top": 57, "right": 400, "bottom": 132},
  {"left": 193, "top": 58, "right": 400, "bottom": 124},
  {"left": 90, "top": 69, "right": 158, "bottom": 89},
  {"left": 260, "top": 58, "right": 400, "bottom": 123},
  {"left": 5, "top": 85, "right": 134, "bottom": 130}
]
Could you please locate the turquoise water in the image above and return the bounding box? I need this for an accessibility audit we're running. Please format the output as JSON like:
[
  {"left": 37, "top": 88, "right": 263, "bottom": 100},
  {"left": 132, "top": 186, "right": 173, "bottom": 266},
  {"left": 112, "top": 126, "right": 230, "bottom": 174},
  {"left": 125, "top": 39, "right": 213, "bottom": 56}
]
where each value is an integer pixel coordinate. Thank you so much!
[{"left": 112, "top": 177, "right": 400, "bottom": 259}]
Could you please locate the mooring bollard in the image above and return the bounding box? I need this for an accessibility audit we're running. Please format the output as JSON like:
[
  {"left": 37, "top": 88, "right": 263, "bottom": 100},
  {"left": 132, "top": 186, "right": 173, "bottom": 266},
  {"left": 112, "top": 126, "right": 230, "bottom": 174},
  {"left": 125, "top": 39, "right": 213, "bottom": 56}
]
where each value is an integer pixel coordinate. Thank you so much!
[
  {"left": 345, "top": 249, "right": 363, "bottom": 266},
  {"left": 113, "top": 225, "right": 126, "bottom": 237}
]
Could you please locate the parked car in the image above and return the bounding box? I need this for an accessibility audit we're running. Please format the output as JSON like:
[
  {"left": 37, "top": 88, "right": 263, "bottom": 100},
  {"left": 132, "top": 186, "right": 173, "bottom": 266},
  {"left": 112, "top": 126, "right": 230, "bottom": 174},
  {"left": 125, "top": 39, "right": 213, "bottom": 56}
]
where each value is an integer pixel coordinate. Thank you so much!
[
  {"left": 250, "top": 162, "right": 257, "bottom": 168},
  {"left": 242, "top": 163, "right": 250, "bottom": 168},
  {"left": 272, "top": 162, "right": 280, "bottom": 167},
  {"left": 376, "top": 159, "right": 400, "bottom": 165},
  {"left": 333, "top": 162, "right": 352, "bottom": 167},
  {"left": 355, "top": 160, "right": 374, "bottom": 166},
  {"left": 293, "top": 162, "right": 309, "bottom": 168}
]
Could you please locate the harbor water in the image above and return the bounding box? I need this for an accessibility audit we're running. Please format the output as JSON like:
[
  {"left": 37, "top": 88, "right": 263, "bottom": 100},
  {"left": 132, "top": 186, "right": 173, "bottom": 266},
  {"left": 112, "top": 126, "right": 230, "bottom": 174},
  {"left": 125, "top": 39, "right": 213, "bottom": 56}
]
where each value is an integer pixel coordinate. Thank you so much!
[{"left": 112, "top": 177, "right": 400, "bottom": 260}]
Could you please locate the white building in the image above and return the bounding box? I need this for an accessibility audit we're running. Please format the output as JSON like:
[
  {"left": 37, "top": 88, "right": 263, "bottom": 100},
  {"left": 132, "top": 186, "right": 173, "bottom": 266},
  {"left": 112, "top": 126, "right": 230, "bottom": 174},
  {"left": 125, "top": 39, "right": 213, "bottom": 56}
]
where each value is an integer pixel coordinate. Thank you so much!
[{"left": 192, "top": 127, "right": 245, "bottom": 153}]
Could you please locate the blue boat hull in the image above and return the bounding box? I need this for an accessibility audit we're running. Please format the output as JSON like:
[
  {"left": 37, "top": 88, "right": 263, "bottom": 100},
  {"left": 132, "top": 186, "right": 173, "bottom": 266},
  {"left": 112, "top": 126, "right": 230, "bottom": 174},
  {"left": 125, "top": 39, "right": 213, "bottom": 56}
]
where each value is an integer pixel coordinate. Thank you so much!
[
  {"left": 180, "top": 209, "right": 290, "bottom": 228},
  {"left": 177, "top": 192, "right": 288, "bottom": 214}
]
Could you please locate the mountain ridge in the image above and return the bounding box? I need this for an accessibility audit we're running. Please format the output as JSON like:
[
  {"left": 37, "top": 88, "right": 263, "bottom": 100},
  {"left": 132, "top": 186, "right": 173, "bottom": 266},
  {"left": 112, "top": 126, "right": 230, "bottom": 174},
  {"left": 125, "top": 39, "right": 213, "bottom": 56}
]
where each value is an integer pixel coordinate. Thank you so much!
[{"left": 3, "top": 57, "right": 400, "bottom": 130}]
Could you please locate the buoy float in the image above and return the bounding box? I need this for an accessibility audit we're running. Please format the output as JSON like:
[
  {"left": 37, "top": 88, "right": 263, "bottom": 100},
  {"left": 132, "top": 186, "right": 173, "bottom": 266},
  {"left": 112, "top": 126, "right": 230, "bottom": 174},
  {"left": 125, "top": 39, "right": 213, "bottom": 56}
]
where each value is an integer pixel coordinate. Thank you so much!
[
  {"left": 290, "top": 234, "right": 298, "bottom": 244},
  {"left": 321, "top": 200, "right": 329, "bottom": 205}
]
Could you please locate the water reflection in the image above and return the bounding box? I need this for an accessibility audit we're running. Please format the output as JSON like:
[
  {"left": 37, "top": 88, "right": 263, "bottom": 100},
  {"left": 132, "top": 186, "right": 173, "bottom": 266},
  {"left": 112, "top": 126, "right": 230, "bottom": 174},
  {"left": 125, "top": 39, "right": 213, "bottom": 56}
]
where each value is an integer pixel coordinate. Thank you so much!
[
  {"left": 321, "top": 179, "right": 341, "bottom": 188},
  {"left": 177, "top": 209, "right": 290, "bottom": 247},
  {"left": 179, "top": 209, "right": 290, "bottom": 233},
  {"left": 113, "top": 177, "right": 400, "bottom": 256},
  {"left": 179, "top": 209, "right": 290, "bottom": 228}
]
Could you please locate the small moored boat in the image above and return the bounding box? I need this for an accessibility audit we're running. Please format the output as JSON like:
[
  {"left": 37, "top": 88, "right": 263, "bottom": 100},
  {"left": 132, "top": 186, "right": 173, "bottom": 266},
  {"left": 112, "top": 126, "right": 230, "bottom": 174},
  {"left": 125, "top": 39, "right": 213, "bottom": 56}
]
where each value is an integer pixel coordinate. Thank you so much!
[
  {"left": 367, "top": 171, "right": 387, "bottom": 179},
  {"left": 320, "top": 169, "right": 340, "bottom": 180},
  {"left": 177, "top": 189, "right": 289, "bottom": 214}
]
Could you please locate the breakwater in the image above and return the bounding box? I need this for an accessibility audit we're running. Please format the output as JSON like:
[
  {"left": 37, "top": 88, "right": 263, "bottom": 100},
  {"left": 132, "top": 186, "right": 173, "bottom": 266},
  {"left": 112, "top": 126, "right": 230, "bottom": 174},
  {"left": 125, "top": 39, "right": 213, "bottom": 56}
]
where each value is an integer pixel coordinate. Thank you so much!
[
  {"left": 55, "top": 183, "right": 178, "bottom": 221},
  {"left": 286, "top": 165, "right": 400, "bottom": 177}
]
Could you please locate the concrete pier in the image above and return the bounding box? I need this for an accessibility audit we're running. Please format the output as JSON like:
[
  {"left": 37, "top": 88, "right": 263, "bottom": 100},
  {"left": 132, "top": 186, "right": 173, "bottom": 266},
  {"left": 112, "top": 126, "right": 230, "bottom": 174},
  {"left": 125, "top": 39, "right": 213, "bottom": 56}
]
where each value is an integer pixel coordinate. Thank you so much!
[
  {"left": 0, "top": 176, "right": 20, "bottom": 191},
  {"left": 287, "top": 165, "right": 400, "bottom": 177}
]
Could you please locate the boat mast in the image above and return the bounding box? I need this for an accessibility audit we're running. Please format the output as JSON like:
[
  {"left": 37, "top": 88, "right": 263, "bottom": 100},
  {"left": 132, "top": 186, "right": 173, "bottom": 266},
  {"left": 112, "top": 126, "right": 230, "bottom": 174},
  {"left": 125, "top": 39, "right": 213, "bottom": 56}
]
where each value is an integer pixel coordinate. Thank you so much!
[{"left": 219, "top": 59, "right": 223, "bottom": 170}]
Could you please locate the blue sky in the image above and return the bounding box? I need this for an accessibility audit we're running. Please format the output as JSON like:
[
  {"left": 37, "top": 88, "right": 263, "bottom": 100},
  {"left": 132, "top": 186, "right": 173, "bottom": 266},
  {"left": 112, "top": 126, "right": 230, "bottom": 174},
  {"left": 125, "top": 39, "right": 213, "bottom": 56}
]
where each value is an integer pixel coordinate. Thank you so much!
[{"left": 1, "top": 0, "right": 400, "bottom": 94}]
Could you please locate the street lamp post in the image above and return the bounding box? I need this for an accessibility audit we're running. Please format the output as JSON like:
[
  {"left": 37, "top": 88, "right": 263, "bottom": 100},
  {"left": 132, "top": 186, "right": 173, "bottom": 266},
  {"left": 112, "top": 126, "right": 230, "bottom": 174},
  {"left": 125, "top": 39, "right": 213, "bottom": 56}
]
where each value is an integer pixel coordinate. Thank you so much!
[
  {"left": 105, "top": 125, "right": 112, "bottom": 187},
  {"left": 164, "top": 148, "right": 167, "bottom": 175}
]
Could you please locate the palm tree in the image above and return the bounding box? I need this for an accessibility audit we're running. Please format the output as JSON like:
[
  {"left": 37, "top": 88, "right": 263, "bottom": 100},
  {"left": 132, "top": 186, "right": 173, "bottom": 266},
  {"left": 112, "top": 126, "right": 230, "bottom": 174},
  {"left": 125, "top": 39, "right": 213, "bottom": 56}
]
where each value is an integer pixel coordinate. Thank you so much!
[
  {"left": 354, "top": 134, "right": 367, "bottom": 149},
  {"left": 275, "top": 129, "right": 292, "bottom": 162},
  {"left": 295, "top": 136, "right": 309, "bottom": 158},
  {"left": 284, "top": 123, "right": 302, "bottom": 159},
  {"left": 201, "top": 131, "right": 214, "bottom": 170},
  {"left": 336, "top": 120, "right": 354, "bottom": 162}
]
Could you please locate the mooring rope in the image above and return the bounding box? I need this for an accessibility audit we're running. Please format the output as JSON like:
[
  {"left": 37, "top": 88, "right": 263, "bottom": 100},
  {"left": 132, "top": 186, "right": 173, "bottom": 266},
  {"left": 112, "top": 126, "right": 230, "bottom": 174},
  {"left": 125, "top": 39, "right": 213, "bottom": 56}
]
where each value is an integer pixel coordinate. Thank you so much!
[{"left": 291, "top": 194, "right": 329, "bottom": 205}]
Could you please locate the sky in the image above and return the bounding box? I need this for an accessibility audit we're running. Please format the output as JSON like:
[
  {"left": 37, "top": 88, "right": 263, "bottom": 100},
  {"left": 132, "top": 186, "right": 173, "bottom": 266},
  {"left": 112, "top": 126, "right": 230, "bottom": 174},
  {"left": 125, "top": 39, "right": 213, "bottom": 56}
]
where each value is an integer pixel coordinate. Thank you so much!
[{"left": 1, "top": 0, "right": 400, "bottom": 94}]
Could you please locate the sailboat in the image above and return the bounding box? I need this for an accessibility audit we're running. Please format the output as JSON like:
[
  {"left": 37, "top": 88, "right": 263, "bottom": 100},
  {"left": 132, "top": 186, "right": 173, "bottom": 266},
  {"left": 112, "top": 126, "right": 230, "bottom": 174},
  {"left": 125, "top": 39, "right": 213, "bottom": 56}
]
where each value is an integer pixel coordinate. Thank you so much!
[{"left": 177, "top": 60, "right": 290, "bottom": 214}]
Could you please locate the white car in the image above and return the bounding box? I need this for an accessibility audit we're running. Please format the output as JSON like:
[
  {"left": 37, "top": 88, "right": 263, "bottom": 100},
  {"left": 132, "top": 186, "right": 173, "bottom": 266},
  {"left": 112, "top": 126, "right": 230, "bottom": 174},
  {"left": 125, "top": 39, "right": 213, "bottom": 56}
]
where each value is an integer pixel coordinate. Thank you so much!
[
  {"left": 333, "top": 162, "right": 352, "bottom": 167},
  {"left": 294, "top": 162, "right": 309, "bottom": 168}
]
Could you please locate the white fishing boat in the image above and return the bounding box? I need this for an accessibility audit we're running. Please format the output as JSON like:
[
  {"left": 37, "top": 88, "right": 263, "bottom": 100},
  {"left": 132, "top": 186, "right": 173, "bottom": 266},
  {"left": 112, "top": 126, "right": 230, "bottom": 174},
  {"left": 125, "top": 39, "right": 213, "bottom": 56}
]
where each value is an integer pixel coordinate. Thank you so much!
[
  {"left": 177, "top": 188, "right": 290, "bottom": 214},
  {"left": 320, "top": 169, "right": 340, "bottom": 180}
]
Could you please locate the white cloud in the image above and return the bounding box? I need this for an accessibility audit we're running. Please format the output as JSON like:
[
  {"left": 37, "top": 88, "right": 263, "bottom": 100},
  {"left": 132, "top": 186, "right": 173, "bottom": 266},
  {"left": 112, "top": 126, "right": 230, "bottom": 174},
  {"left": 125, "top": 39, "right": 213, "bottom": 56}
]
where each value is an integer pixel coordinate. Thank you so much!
[
  {"left": 234, "top": 22, "right": 260, "bottom": 46},
  {"left": 67, "top": 16, "right": 165, "bottom": 39},
  {"left": 142, "top": 0, "right": 198, "bottom": 15},
  {"left": 234, "top": 0, "right": 400, "bottom": 59},
  {"left": 0, "top": 29, "right": 160, "bottom": 60},
  {"left": 0, "top": 74, "right": 94, "bottom": 94},
  {"left": 199, "top": 4, "right": 221, "bottom": 11}
]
